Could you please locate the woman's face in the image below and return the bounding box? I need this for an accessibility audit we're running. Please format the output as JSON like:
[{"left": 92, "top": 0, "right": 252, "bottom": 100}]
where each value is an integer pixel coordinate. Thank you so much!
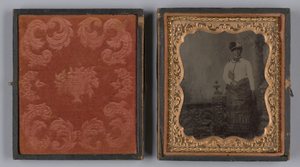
[{"left": 232, "top": 48, "right": 242, "bottom": 58}]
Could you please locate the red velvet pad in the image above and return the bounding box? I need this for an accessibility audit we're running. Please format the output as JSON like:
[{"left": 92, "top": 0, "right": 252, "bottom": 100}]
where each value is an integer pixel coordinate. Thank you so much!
[{"left": 18, "top": 15, "right": 137, "bottom": 154}]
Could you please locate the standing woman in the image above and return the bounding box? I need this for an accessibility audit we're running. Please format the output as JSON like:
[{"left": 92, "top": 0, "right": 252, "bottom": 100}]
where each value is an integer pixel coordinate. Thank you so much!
[{"left": 222, "top": 42, "right": 256, "bottom": 139}]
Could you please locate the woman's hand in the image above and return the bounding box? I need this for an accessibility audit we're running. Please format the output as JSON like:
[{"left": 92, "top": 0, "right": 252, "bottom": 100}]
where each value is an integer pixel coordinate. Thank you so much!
[{"left": 230, "top": 81, "right": 237, "bottom": 87}]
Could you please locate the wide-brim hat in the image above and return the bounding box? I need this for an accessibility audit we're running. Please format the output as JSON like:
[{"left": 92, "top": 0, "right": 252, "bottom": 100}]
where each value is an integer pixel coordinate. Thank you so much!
[{"left": 229, "top": 42, "right": 243, "bottom": 51}]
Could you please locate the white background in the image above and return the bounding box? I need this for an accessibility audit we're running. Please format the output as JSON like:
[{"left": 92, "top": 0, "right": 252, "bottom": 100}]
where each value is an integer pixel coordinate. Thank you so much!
[{"left": 1, "top": 0, "right": 299, "bottom": 166}]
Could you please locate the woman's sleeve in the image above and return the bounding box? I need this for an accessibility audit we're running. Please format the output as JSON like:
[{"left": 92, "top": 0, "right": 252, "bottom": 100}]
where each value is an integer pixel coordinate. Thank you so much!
[{"left": 223, "top": 63, "right": 232, "bottom": 85}]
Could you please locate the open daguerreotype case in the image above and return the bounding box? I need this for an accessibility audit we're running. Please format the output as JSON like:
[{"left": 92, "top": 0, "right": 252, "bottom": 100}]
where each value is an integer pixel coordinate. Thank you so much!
[
  {"left": 157, "top": 8, "right": 290, "bottom": 161},
  {"left": 13, "top": 9, "right": 144, "bottom": 160}
]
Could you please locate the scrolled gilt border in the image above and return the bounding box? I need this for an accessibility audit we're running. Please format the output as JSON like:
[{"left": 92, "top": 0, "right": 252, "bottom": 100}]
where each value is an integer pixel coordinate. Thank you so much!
[{"left": 167, "top": 16, "right": 281, "bottom": 153}]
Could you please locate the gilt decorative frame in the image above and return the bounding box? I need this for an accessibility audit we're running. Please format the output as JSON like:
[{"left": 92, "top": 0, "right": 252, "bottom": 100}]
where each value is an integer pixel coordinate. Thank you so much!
[
  {"left": 13, "top": 9, "right": 144, "bottom": 160},
  {"left": 157, "top": 8, "right": 290, "bottom": 161}
]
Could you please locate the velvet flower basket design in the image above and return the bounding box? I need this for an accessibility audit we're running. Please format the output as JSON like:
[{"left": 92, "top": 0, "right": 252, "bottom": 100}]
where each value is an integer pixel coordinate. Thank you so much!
[
  {"left": 18, "top": 14, "right": 138, "bottom": 155},
  {"left": 55, "top": 67, "right": 99, "bottom": 102}
]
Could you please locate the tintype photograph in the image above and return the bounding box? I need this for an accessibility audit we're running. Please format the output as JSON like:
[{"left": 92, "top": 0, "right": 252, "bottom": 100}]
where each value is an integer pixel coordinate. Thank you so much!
[
  {"left": 158, "top": 8, "right": 290, "bottom": 161},
  {"left": 179, "top": 31, "right": 269, "bottom": 140}
]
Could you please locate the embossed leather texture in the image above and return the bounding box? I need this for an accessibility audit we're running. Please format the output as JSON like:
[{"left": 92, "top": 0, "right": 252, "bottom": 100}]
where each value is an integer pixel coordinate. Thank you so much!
[{"left": 18, "top": 15, "right": 137, "bottom": 154}]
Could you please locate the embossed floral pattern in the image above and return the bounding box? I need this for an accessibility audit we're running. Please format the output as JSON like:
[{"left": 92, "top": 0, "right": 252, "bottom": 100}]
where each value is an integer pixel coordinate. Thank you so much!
[
  {"left": 19, "top": 15, "right": 137, "bottom": 154},
  {"left": 78, "top": 118, "right": 106, "bottom": 150},
  {"left": 101, "top": 19, "right": 132, "bottom": 65},
  {"left": 103, "top": 101, "right": 134, "bottom": 148},
  {"left": 77, "top": 18, "right": 132, "bottom": 65},
  {"left": 20, "top": 17, "right": 73, "bottom": 66},
  {"left": 49, "top": 118, "right": 77, "bottom": 151},
  {"left": 46, "top": 17, "right": 74, "bottom": 50},
  {"left": 20, "top": 71, "right": 45, "bottom": 101},
  {"left": 20, "top": 102, "right": 134, "bottom": 152},
  {"left": 20, "top": 103, "right": 52, "bottom": 150},
  {"left": 77, "top": 17, "right": 105, "bottom": 50},
  {"left": 21, "top": 104, "right": 76, "bottom": 151},
  {"left": 20, "top": 20, "right": 52, "bottom": 67},
  {"left": 55, "top": 67, "right": 99, "bottom": 102},
  {"left": 110, "top": 68, "right": 133, "bottom": 98}
]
